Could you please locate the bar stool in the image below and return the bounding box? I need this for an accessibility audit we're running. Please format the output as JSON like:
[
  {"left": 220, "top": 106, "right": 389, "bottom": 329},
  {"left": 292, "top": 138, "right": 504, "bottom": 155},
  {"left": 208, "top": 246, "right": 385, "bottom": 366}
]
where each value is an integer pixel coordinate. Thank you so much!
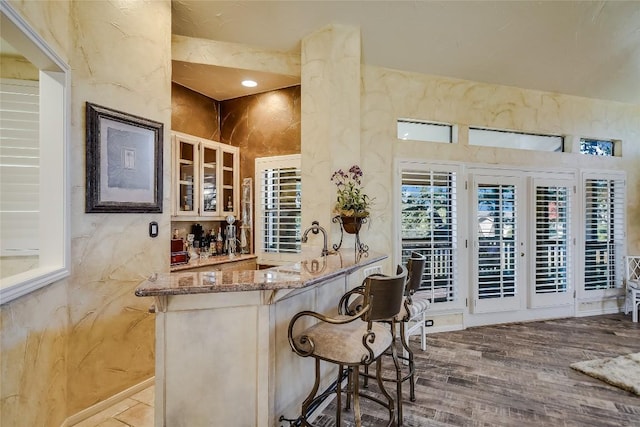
[
  {"left": 340, "top": 253, "right": 426, "bottom": 425},
  {"left": 397, "top": 252, "right": 427, "bottom": 408},
  {"left": 288, "top": 266, "right": 407, "bottom": 426}
]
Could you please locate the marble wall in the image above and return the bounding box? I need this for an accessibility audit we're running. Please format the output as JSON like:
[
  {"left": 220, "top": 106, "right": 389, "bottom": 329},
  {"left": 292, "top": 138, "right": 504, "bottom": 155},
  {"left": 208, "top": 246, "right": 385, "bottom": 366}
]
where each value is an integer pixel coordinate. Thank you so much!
[
  {"left": 359, "top": 65, "right": 640, "bottom": 260},
  {"left": 1, "top": 1, "right": 172, "bottom": 425},
  {"left": 300, "top": 25, "right": 361, "bottom": 241},
  {"left": 220, "top": 85, "right": 302, "bottom": 189},
  {"left": 171, "top": 83, "right": 301, "bottom": 253},
  {"left": 171, "top": 82, "right": 220, "bottom": 141}
]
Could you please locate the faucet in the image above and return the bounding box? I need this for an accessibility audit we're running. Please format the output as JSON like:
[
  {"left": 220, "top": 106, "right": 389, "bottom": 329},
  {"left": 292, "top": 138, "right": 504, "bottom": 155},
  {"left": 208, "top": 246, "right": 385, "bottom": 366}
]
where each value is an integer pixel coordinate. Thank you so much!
[{"left": 301, "top": 220, "right": 330, "bottom": 256}]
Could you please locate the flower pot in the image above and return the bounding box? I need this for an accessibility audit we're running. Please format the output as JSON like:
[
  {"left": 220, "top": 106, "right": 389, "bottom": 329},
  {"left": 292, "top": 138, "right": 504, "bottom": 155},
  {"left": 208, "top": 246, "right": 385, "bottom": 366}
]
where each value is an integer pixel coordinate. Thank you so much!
[{"left": 341, "top": 215, "right": 365, "bottom": 234}]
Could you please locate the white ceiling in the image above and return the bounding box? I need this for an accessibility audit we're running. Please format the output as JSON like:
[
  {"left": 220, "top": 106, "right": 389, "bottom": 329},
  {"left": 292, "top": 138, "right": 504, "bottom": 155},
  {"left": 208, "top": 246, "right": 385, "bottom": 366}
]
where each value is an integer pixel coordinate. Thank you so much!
[{"left": 171, "top": 0, "right": 640, "bottom": 105}]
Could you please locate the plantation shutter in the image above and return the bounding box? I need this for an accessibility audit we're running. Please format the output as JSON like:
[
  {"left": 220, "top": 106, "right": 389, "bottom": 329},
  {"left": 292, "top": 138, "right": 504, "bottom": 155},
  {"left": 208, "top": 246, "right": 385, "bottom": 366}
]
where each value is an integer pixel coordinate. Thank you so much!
[
  {"left": 0, "top": 79, "right": 39, "bottom": 255},
  {"left": 534, "top": 183, "right": 572, "bottom": 295},
  {"left": 255, "top": 155, "right": 301, "bottom": 263},
  {"left": 400, "top": 168, "right": 457, "bottom": 303},
  {"left": 583, "top": 175, "right": 625, "bottom": 291},
  {"left": 476, "top": 182, "right": 517, "bottom": 301}
]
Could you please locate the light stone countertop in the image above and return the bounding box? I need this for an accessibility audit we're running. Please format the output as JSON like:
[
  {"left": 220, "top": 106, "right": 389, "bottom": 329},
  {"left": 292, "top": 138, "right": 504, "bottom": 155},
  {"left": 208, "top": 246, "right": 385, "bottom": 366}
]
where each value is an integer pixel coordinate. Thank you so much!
[{"left": 135, "top": 251, "right": 385, "bottom": 297}]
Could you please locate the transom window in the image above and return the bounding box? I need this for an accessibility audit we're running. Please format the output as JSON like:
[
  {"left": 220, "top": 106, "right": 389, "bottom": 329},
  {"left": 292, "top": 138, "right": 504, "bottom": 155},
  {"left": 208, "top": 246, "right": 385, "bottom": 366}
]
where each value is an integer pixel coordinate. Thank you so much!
[
  {"left": 580, "top": 138, "right": 615, "bottom": 156},
  {"left": 397, "top": 119, "right": 453, "bottom": 143},
  {"left": 469, "top": 127, "right": 563, "bottom": 152}
]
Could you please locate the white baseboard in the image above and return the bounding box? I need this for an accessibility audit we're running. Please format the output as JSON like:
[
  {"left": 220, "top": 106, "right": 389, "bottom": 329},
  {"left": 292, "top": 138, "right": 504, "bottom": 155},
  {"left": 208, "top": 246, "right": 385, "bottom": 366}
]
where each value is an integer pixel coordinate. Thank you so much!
[
  {"left": 575, "top": 307, "right": 623, "bottom": 318},
  {"left": 61, "top": 376, "right": 155, "bottom": 427}
]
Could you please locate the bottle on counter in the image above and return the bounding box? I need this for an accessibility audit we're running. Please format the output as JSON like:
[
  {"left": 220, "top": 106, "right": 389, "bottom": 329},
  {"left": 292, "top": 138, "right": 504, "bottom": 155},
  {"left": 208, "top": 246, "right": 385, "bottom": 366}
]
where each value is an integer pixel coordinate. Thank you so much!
[
  {"left": 216, "top": 227, "right": 224, "bottom": 255},
  {"left": 207, "top": 229, "right": 215, "bottom": 255}
]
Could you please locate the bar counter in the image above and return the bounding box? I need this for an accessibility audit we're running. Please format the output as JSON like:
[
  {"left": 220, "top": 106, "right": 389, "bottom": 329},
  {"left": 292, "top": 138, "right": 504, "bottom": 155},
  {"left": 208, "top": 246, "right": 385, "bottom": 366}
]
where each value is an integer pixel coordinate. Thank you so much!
[
  {"left": 136, "top": 251, "right": 384, "bottom": 296},
  {"left": 135, "top": 250, "right": 386, "bottom": 427}
]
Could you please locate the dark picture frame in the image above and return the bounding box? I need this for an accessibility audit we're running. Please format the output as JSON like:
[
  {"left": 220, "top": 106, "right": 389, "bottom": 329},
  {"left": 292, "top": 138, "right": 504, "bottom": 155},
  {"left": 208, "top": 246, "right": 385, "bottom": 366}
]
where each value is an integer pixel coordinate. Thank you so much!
[{"left": 86, "top": 103, "right": 163, "bottom": 213}]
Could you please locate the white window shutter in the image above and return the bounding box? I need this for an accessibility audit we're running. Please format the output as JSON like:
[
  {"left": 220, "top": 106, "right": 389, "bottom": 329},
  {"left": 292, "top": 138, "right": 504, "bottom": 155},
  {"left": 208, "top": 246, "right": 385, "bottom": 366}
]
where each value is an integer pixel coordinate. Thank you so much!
[
  {"left": 400, "top": 168, "right": 458, "bottom": 303},
  {"left": 583, "top": 175, "right": 626, "bottom": 291},
  {"left": 0, "top": 79, "right": 39, "bottom": 256},
  {"left": 255, "top": 155, "right": 301, "bottom": 265}
]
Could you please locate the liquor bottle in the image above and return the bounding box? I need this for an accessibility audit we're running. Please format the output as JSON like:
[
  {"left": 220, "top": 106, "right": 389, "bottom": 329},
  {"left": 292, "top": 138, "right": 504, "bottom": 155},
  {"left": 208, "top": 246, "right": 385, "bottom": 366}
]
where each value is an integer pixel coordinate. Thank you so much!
[
  {"left": 216, "top": 227, "right": 224, "bottom": 255},
  {"left": 227, "top": 196, "right": 233, "bottom": 211}
]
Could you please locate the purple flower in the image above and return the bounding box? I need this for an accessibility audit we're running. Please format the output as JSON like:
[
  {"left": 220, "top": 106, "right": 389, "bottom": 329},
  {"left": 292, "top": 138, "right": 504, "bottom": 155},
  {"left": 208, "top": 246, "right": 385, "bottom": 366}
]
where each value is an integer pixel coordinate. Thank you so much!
[{"left": 330, "top": 164, "right": 373, "bottom": 215}]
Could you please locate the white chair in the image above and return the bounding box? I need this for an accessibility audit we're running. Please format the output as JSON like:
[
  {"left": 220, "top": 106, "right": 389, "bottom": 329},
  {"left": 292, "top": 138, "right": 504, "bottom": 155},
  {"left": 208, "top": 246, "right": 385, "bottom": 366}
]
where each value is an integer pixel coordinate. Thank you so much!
[{"left": 624, "top": 255, "right": 640, "bottom": 322}]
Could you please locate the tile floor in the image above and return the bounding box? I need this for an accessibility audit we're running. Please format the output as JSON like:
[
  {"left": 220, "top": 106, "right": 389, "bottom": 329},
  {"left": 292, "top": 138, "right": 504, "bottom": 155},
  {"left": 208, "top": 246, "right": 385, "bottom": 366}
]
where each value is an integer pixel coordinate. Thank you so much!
[{"left": 73, "top": 385, "right": 154, "bottom": 427}]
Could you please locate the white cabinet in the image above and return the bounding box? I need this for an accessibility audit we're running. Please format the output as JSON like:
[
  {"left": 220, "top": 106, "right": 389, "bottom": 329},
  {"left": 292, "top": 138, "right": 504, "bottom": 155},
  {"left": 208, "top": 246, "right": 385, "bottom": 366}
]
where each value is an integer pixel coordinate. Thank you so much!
[{"left": 171, "top": 131, "right": 239, "bottom": 219}]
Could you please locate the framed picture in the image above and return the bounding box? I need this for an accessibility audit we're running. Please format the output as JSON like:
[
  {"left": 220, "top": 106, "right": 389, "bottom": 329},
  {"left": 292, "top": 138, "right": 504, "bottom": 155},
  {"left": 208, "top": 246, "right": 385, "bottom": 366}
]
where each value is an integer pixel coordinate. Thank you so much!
[{"left": 86, "top": 103, "right": 163, "bottom": 213}]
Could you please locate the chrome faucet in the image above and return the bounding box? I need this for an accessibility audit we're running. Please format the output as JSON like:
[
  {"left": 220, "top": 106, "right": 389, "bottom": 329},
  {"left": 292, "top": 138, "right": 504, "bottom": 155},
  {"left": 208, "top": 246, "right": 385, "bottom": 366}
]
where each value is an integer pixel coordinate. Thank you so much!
[{"left": 301, "top": 220, "right": 330, "bottom": 256}]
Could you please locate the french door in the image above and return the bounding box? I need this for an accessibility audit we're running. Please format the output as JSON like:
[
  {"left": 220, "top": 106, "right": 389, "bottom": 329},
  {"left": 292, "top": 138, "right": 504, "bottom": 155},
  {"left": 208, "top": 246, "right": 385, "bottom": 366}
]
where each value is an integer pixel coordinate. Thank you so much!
[
  {"left": 470, "top": 171, "right": 575, "bottom": 316},
  {"left": 529, "top": 178, "right": 573, "bottom": 308},
  {"left": 471, "top": 174, "right": 524, "bottom": 313}
]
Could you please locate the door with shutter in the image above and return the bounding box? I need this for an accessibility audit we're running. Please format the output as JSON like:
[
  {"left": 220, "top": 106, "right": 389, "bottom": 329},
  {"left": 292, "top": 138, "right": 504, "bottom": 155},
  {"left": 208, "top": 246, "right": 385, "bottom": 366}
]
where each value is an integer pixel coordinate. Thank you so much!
[
  {"left": 529, "top": 178, "right": 574, "bottom": 308},
  {"left": 471, "top": 174, "right": 524, "bottom": 313}
]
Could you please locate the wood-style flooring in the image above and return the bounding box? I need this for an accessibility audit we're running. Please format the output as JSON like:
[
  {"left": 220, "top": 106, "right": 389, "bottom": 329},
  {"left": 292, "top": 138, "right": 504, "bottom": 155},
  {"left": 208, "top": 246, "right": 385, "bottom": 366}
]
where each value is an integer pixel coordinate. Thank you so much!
[{"left": 311, "top": 314, "right": 640, "bottom": 427}]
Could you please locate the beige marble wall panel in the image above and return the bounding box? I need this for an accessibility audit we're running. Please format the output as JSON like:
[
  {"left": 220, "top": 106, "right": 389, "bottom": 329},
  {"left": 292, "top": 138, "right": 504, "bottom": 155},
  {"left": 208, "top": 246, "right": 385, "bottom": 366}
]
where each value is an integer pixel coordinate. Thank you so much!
[
  {"left": 0, "top": 55, "right": 39, "bottom": 80},
  {"left": 220, "top": 86, "right": 301, "bottom": 186},
  {"left": 301, "top": 25, "right": 361, "bottom": 244},
  {"left": 66, "top": 0, "right": 171, "bottom": 416},
  {"left": 1, "top": 2, "right": 71, "bottom": 426},
  {"left": 360, "top": 65, "right": 640, "bottom": 257},
  {"left": 172, "top": 34, "right": 300, "bottom": 77},
  {"left": 220, "top": 86, "right": 301, "bottom": 252},
  {"left": 0, "top": 281, "right": 68, "bottom": 427},
  {"left": 171, "top": 82, "right": 220, "bottom": 140},
  {"left": 6, "top": 0, "right": 71, "bottom": 63}
]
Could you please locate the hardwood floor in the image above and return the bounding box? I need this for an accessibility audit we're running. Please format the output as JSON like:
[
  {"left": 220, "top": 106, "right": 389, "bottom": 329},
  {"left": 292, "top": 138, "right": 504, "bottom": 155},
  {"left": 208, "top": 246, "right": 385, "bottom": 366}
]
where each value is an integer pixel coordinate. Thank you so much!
[{"left": 311, "top": 314, "right": 640, "bottom": 427}]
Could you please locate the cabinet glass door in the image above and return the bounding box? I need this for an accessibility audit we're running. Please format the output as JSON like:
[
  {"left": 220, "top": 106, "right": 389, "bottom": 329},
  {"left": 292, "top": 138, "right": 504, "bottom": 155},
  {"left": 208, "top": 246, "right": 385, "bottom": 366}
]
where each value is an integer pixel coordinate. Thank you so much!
[
  {"left": 222, "top": 150, "right": 235, "bottom": 214},
  {"left": 177, "top": 140, "right": 196, "bottom": 214},
  {"left": 201, "top": 144, "right": 217, "bottom": 215}
]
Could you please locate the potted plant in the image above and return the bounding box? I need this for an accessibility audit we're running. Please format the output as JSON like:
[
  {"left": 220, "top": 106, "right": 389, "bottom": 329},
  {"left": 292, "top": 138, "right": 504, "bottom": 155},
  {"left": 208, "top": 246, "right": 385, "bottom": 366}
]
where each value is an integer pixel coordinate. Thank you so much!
[{"left": 331, "top": 165, "right": 373, "bottom": 234}]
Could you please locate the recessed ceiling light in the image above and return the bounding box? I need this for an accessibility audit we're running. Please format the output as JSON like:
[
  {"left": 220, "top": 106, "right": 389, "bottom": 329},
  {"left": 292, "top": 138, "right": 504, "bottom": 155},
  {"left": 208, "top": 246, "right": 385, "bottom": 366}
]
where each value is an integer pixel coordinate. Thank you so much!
[{"left": 241, "top": 80, "right": 257, "bottom": 88}]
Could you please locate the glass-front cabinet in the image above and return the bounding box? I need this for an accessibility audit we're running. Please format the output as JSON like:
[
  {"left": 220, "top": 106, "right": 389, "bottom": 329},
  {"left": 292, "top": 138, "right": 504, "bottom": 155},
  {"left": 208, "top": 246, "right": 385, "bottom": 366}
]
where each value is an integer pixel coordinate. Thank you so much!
[{"left": 172, "top": 131, "right": 239, "bottom": 219}]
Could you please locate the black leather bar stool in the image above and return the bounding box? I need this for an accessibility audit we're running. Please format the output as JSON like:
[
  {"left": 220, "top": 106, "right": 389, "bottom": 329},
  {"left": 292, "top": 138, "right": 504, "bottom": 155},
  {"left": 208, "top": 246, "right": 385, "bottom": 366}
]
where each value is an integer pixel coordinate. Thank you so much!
[{"left": 288, "top": 266, "right": 407, "bottom": 426}]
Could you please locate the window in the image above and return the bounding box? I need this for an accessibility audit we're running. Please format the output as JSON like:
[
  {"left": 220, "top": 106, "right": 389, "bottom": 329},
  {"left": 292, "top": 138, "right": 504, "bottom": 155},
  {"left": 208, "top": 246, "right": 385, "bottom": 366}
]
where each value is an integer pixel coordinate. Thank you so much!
[
  {"left": 0, "top": 2, "right": 70, "bottom": 304},
  {"left": 583, "top": 174, "right": 625, "bottom": 291},
  {"left": 1, "top": 79, "right": 39, "bottom": 260},
  {"left": 255, "top": 155, "right": 301, "bottom": 265},
  {"left": 400, "top": 166, "right": 458, "bottom": 304},
  {"left": 469, "top": 127, "right": 563, "bottom": 152},
  {"left": 580, "top": 138, "right": 615, "bottom": 156},
  {"left": 397, "top": 119, "right": 452, "bottom": 143}
]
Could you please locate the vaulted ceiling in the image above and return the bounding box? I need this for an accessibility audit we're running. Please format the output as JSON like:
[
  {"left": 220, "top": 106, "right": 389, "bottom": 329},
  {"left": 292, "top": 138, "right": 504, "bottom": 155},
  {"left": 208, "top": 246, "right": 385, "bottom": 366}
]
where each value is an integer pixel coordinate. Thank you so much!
[{"left": 172, "top": 0, "right": 640, "bottom": 104}]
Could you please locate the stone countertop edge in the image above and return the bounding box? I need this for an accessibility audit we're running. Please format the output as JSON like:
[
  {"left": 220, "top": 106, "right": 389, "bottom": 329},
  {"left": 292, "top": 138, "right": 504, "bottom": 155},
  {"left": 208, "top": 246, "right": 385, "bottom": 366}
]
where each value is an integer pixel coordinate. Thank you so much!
[
  {"left": 169, "top": 253, "right": 258, "bottom": 272},
  {"left": 135, "top": 252, "right": 387, "bottom": 297}
]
